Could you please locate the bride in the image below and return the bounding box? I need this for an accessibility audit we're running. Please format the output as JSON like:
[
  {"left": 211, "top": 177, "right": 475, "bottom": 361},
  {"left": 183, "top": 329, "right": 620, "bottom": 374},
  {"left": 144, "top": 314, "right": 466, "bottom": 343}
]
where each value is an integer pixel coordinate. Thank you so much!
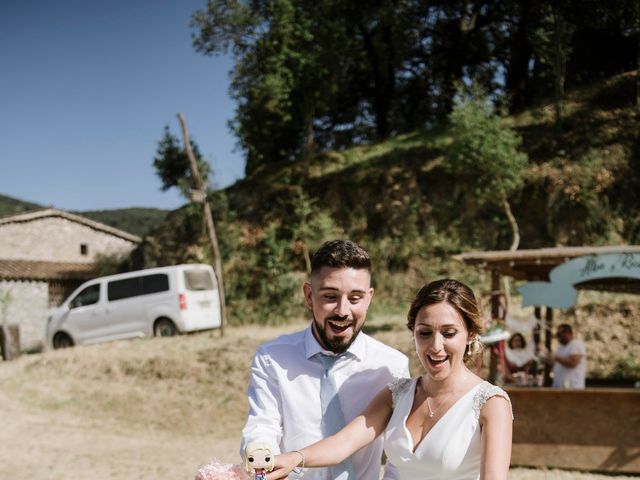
[{"left": 267, "top": 279, "right": 513, "bottom": 480}]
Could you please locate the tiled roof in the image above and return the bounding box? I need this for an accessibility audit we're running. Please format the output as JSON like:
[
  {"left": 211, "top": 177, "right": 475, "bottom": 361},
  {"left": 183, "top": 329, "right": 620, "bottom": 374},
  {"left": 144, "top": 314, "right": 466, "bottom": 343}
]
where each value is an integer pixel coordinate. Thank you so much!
[
  {"left": 0, "top": 208, "right": 141, "bottom": 243},
  {"left": 0, "top": 259, "right": 98, "bottom": 281}
]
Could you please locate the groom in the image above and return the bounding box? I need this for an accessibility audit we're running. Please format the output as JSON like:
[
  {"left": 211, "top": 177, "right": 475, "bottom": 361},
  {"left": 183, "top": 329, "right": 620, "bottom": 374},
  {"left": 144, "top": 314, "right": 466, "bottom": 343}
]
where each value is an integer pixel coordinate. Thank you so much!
[{"left": 241, "top": 239, "right": 409, "bottom": 480}]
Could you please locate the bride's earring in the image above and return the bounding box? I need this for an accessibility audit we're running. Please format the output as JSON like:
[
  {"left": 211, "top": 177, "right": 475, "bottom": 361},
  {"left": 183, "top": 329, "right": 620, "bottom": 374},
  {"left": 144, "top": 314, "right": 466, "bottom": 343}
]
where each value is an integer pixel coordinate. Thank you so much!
[{"left": 467, "top": 337, "right": 481, "bottom": 356}]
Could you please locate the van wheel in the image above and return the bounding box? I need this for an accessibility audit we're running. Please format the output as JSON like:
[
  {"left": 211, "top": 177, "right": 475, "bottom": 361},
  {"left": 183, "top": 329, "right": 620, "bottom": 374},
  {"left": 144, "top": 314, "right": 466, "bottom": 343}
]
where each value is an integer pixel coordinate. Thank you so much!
[
  {"left": 53, "top": 332, "right": 74, "bottom": 349},
  {"left": 154, "top": 318, "right": 177, "bottom": 337}
]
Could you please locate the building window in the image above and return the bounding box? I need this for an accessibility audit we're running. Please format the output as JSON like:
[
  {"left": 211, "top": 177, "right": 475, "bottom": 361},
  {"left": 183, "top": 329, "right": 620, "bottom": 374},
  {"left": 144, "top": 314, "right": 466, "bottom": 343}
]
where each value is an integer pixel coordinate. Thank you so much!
[{"left": 80, "top": 243, "right": 89, "bottom": 256}]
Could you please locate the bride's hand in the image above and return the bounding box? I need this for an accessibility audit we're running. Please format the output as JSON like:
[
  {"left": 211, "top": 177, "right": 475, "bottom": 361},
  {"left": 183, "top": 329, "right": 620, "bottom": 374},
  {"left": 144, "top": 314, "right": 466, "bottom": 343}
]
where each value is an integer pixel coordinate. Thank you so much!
[{"left": 266, "top": 452, "right": 303, "bottom": 480}]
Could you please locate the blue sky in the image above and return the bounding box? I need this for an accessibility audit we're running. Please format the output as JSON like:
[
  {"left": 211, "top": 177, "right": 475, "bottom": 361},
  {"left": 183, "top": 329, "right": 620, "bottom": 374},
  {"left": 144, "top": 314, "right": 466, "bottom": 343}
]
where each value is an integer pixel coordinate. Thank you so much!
[{"left": 0, "top": 0, "right": 243, "bottom": 212}]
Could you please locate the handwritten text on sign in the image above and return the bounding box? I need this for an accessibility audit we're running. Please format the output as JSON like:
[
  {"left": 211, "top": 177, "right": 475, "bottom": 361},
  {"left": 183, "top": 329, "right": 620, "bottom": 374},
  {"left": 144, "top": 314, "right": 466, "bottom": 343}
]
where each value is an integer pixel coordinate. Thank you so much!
[{"left": 519, "top": 252, "right": 640, "bottom": 308}]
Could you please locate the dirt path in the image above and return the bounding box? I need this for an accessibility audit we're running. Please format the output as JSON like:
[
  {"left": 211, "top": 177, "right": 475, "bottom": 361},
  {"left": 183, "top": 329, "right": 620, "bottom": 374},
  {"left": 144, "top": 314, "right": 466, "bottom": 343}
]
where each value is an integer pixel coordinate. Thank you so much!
[{"left": 0, "top": 388, "right": 239, "bottom": 480}]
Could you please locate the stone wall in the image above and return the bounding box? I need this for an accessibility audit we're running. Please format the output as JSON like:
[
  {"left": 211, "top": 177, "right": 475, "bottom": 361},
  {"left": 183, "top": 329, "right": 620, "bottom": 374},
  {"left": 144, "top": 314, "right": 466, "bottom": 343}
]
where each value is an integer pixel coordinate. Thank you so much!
[
  {"left": 0, "top": 279, "right": 48, "bottom": 352},
  {"left": 0, "top": 216, "right": 136, "bottom": 263}
]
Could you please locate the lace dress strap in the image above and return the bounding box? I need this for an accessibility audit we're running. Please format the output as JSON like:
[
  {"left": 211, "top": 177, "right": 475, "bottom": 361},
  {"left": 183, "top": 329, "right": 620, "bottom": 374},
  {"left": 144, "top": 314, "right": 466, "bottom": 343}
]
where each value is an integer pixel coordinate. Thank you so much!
[
  {"left": 472, "top": 381, "right": 513, "bottom": 421},
  {"left": 388, "top": 377, "right": 413, "bottom": 408}
]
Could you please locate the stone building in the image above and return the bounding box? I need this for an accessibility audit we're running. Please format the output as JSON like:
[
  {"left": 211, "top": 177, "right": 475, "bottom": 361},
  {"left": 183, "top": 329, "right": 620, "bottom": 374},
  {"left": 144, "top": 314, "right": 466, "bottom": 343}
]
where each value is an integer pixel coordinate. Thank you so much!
[{"left": 0, "top": 208, "right": 141, "bottom": 351}]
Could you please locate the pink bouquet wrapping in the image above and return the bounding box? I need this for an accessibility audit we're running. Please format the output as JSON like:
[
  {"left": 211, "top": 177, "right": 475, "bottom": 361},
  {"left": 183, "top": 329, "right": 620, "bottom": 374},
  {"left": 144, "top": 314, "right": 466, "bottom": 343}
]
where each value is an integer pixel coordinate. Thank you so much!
[{"left": 195, "top": 460, "right": 249, "bottom": 480}]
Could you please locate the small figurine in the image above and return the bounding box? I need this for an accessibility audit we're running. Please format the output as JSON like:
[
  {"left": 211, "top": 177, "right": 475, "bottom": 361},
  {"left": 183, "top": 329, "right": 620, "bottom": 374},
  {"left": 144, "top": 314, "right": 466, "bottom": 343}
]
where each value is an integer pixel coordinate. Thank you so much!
[{"left": 243, "top": 442, "right": 274, "bottom": 480}]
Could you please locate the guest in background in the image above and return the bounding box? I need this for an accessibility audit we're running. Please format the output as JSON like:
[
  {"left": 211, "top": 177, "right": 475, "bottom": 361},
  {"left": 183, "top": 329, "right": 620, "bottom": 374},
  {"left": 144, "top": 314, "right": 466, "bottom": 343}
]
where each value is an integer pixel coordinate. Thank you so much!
[
  {"left": 504, "top": 332, "right": 536, "bottom": 385},
  {"left": 551, "top": 323, "right": 586, "bottom": 389}
]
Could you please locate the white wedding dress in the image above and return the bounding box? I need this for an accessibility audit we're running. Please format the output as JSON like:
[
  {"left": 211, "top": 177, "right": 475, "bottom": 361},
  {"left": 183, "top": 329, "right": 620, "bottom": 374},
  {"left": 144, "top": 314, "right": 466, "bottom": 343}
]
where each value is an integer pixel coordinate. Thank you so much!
[{"left": 383, "top": 378, "right": 511, "bottom": 480}]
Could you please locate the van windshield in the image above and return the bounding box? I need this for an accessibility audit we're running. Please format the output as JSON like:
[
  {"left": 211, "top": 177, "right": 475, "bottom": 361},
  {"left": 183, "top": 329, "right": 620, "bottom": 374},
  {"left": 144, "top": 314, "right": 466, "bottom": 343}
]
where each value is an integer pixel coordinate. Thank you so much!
[
  {"left": 70, "top": 284, "right": 100, "bottom": 308},
  {"left": 184, "top": 269, "right": 215, "bottom": 291}
]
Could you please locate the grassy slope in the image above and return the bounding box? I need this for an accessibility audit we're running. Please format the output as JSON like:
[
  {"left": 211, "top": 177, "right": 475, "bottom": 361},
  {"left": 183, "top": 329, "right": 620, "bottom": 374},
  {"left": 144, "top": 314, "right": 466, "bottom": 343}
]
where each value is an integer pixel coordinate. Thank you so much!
[{"left": 228, "top": 71, "right": 638, "bottom": 251}]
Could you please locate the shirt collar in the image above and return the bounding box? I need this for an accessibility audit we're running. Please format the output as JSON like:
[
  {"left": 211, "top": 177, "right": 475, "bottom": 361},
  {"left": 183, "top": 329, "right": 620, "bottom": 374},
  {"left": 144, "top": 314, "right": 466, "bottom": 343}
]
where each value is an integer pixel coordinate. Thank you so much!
[{"left": 304, "top": 323, "right": 366, "bottom": 361}]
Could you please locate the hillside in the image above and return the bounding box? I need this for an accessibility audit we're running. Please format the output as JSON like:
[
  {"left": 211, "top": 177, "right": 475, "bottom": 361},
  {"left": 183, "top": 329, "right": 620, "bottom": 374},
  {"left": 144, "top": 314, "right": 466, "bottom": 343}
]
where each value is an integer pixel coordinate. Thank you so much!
[
  {"left": 77, "top": 207, "right": 170, "bottom": 237},
  {"left": 223, "top": 71, "right": 638, "bottom": 251},
  {"left": 0, "top": 193, "right": 41, "bottom": 217},
  {"left": 140, "top": 72, "right": 639, "bottom": 329},
  {"left": 0, "top": 195, "right": 169, "bottom": 238},
  {"left": 2, "top": 73, "right": 638, "bottom": 336}
]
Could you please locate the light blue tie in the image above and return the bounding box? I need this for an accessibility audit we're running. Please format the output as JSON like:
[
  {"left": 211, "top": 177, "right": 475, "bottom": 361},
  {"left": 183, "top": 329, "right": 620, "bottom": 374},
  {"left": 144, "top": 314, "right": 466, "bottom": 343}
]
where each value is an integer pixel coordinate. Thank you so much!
[{"left": 317, "top": 353, "right": 356, "bottom": 480}]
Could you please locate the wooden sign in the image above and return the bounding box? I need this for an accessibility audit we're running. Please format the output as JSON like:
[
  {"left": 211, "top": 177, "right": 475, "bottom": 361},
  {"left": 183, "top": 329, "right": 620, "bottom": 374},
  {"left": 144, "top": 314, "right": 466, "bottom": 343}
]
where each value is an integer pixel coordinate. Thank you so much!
[{"left": 518, "top": 252, "right": 640, "bottom": 308}]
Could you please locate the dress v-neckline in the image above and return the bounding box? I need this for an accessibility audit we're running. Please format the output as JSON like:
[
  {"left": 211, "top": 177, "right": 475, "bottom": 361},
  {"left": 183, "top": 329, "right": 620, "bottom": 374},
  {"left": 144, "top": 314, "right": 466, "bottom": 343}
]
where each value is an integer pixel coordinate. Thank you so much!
[{"left": 406, "top": 379, "right": 483, "bottom": 454}]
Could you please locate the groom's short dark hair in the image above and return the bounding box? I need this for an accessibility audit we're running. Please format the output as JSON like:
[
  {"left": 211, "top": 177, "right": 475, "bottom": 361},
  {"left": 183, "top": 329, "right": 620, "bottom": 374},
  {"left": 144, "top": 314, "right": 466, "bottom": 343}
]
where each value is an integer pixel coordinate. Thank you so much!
[{"left": 310, "top": 240, "right": 371, "bottom": 275}]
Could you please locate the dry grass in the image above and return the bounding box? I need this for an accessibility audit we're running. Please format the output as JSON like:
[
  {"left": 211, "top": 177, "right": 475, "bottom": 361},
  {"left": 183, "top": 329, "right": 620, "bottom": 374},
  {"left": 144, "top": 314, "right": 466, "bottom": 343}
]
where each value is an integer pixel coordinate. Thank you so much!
[
  {"left": 0, "top": 319, "right": 636, "bottom": 479},
  {"left": 0, "top": 324, "right": 295, "bottom": 437}
]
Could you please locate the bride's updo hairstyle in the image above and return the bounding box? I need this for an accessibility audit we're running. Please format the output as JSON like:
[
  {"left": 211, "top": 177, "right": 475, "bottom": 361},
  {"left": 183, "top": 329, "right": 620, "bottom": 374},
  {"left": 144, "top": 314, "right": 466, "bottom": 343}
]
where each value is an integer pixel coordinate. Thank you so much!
[{"left": 406, "top": 279, "right": 484, "bottom": 356}]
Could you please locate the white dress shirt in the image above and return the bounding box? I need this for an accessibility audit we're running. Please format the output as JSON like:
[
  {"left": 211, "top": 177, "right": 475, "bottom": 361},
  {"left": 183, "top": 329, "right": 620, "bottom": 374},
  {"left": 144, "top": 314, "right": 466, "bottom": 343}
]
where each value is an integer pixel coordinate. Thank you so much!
[{"left": 241, "top": 324, "right": 410, "bottom": 480}]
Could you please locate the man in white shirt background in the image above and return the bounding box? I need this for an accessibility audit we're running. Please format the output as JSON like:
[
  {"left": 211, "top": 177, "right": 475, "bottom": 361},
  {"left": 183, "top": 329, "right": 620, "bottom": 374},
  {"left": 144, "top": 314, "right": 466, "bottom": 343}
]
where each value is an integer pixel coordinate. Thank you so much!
[
  {"left": 241, "top": 239, "right": 410, "bottom": 480},
  {"left": 551, "top": 323, "right": 587, "bottom": 389}
]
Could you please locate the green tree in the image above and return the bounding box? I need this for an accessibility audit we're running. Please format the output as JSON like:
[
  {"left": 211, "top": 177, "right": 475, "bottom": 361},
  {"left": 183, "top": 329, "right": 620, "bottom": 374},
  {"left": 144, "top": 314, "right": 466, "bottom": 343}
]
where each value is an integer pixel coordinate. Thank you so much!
[
  {"left": 445, "top": 89, "right": 528, "bottom": 250},
  {"left": 153, "top": 125, "right": 211, "bottom": 197},
  {"left": 275, "top": 185, "right": 342, "bottom": 273},
  {"left": 191, "top": 0, "right": 637, "bottom": 176},
  {"left": 191, "top": 0, "right": 441, "bottom": 173},
  {"left": 512, "top": 0, "right": 638, "bottom": 115},
  {"left": 192, "top": 0, "right": 339, "bottom": 173}
]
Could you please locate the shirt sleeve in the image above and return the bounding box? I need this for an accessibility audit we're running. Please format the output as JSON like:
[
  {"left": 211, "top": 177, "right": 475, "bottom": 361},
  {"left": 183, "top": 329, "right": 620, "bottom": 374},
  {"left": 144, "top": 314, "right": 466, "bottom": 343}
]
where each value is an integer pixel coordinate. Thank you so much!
[
  {"left": 240, "top": 349, "right": 284, "bottom": 456},
  {"left": 569, "top": 339, "right": 586, "bottom": 357},
  {"left": 387, "top": 351, "right": 410, "bottom": 380}
]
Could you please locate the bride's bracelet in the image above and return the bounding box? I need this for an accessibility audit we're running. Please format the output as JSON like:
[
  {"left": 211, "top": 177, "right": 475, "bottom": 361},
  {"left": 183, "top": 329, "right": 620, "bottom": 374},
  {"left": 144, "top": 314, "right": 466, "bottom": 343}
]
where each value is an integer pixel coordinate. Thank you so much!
[{"left": 292, "top": 450, "right": 305, "bottom": 474}]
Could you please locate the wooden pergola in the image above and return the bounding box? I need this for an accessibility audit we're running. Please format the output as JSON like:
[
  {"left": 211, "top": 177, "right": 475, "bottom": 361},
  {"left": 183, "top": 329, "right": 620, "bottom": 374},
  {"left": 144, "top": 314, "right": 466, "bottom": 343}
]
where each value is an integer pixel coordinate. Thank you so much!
[{"left": 453, "top": 245, "right": 640, "bottom": 383}]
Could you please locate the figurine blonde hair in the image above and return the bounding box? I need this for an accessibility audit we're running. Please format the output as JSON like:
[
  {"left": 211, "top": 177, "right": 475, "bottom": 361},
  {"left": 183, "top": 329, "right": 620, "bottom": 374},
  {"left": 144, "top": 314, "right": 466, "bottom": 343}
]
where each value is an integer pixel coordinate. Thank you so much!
[{"left": 243, "top": 442, "right": 274, "bottom": 473}]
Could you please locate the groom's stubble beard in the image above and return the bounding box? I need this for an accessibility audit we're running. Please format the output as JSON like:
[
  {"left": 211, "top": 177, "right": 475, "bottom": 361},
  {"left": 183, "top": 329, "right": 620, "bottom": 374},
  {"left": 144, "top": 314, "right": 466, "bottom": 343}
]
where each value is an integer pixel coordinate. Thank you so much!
[{"left": 312, "top": 314, "right": 364, "bottom": 354}]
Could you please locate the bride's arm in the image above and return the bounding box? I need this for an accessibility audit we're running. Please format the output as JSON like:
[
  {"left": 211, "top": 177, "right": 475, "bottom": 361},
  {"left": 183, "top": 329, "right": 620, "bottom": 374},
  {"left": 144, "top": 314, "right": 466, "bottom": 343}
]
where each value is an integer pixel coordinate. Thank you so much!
[
  {"left": 479, "top": 395, "right": 513, "bottom": 480},
  {"left": 267, "top": 386, "right": 394, "bottom": 479}
]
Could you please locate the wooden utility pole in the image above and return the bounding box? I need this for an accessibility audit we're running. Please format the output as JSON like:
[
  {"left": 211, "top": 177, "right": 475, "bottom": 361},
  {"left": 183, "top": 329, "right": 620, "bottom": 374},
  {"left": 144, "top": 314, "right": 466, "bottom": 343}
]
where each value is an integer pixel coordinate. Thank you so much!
[{"left": 177, "top": 113, "right": 227, "bottom": 336}]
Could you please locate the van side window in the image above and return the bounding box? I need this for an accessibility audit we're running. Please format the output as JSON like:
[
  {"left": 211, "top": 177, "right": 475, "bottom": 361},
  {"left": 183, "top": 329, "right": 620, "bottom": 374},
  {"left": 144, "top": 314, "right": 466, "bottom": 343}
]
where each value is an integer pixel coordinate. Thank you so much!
[
  {"left": 142, "top": 274, "right": 169, "bottom": 294},
  {"left": 69, "top": 284, "right": 100, "bottom": 309},
  {"left": 184, "top": 269, "right": 215, "bottom": 291},
  {"left": 108, "top": 277, "right": 141, "bottom": 301}
]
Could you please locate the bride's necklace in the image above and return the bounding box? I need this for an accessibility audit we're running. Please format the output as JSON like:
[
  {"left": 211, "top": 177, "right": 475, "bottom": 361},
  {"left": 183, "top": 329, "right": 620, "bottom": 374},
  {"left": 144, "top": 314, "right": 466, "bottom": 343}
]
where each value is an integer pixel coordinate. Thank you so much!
[{"left": 423, "top": 383, "right": 456, "bottom": 418}]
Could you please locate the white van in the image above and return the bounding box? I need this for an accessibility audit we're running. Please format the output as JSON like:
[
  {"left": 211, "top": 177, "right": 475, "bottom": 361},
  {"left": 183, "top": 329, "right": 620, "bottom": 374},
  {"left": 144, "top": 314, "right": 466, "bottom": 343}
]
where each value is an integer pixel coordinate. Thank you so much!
[{"left": 46, "top": 264, "right": 221, "bottom": 349}]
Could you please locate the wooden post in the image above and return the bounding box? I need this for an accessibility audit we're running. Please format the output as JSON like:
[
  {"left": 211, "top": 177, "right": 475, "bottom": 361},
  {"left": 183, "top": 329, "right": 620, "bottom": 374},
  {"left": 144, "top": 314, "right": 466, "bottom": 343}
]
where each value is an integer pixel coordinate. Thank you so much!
[
  {"left": 533, "top": 306, "right": 542, "bottom": 383},
  {"left": 0, "top": 324, "right": 20, "bottom": 361},
  {"left": 533, "top": 306, "right": 541, "bottom": 347},
  {"left": 177, "top": 113, "right": 227, "bottom": 336},
  {"left": 544, "top": 306, "right": 554, "bottom": 386},
  {"left": 637, "top": 5, "right": 640, "bottom": 109},
  {"left": 489, "top": 269, "right": 501, "bottom": 382}
]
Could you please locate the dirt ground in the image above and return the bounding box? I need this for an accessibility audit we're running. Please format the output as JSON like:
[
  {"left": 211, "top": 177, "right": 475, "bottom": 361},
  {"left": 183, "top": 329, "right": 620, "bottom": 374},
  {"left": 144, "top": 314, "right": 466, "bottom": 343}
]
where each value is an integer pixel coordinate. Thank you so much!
[
  {"left": 2, "top": 383, "right": 635, "bottom": 480},
  {"left": 0, "top": 387, "right": 239, "bottom": 479},
  {"left": 1, "top": 319, "right": 637, "bottom": 480}
]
